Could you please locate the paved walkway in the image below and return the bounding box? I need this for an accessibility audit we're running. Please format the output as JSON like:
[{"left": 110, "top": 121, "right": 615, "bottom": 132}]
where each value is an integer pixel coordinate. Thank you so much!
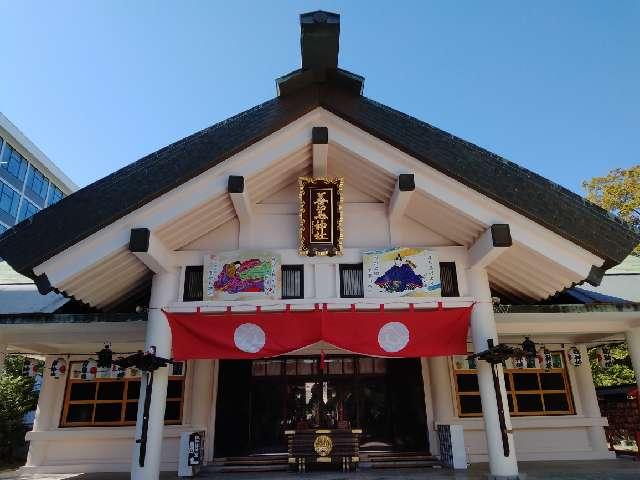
[{"left": 1, "top": 459, "right": 639, "bottom": 480}]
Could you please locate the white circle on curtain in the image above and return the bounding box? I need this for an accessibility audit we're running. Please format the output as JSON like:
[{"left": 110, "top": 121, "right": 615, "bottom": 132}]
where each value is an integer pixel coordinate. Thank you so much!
[
  {"left": 234, "top": 323, "right": 266, "bottom": 353},
  {"left": 378, "top": 322, "right": 410, "bottom": 353}
]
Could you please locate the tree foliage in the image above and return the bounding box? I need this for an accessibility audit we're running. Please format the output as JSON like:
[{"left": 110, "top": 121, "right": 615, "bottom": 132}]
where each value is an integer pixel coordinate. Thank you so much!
[
  {"left": 583, "top": 165, "right": 640, "bottom": 255},
  {"left": 0, "top": 356, "right": 39, "bottom": 464},
  {"left": 589, "top": 344, "right": 636, "bottom": 388}
]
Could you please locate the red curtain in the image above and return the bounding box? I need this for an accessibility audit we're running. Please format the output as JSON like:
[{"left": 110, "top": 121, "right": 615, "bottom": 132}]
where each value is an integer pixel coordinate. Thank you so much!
[{"left": 165, "top": 305, "right": 472, "bottom": 360}]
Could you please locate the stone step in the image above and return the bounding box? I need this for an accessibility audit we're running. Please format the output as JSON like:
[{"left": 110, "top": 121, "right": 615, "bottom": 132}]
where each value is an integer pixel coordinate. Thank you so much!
[
  {"left": 205, "top": 464, "right": 290, "bottom": 474},
  {"left": 366, "top": 460, "right": 443, "bottom": 469}
]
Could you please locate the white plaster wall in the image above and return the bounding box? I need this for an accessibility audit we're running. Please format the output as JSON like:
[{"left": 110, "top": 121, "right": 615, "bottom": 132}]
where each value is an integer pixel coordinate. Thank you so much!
[
  {"left": 427, "top": 350, "right": 614, "bottom": 464},
  {"left": 23, "top": 359, "right": 213, "bottom": 474}
]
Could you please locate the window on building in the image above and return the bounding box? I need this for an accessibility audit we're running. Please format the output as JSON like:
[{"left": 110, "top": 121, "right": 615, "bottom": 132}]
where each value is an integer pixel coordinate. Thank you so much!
[
  {"left": 0, "top": 181, "right": 20, "bottom": 220},
  {"left": 26, "top": 166, "right": 49, "bottom": 200},
  {"left": 0, "top": 223, "right": 7, "bottom": 235},
  {"left": 0, "top": 143, "right": 28, "bottom": 183},
  {"left": 440, "top": 262, "right": 459, "bottom": 297},
  {"left": 282, "top": 265, "right": 304, "bottom": 299},
  {"left": 61, "top": 361, "right": 185, "bottom": 427},
  {"left": 18, "top": 199, "right": 39, "bottom": 222},
  {"left": 339, "top": 263, "right": 364, "bottom": 298},
  {"left": 452, "top": 351, "right": 575, "bottom": 417},
  {"left": 47, "top": 185, "right": 64, "bottom": 205},
  {"left": 183, "top": 265, "right": 204, "bottom": 301}
]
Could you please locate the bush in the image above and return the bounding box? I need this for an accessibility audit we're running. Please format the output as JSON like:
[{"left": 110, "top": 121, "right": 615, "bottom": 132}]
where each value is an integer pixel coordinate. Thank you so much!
[{"left": 0, "top": 356, "right": 39, "bottom": 465}]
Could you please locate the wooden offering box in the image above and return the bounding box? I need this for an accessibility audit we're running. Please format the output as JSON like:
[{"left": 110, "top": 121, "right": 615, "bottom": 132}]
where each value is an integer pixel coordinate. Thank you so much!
[{"left": 285, "top": 429, "right": 361, "bottom": 472}]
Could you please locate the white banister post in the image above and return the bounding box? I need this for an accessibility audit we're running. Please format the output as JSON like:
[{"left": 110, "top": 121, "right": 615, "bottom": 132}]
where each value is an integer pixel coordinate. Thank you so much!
[
  {"left": 467, "top": 267, "right": 520, "bottom": 479},
  {"left": 626, "top": 327, "right": 640, "bottom": 392},
  {"left": 131, "top": 269, "right": 179, "bottom": 480}
]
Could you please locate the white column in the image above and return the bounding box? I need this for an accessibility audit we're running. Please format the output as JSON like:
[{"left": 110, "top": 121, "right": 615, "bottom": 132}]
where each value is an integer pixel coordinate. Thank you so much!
[
  {"left": 467, "top": 268, "right": 519, "bottom": 479},
  {"left": 131, "top": 269, "right": 179, "bottom": 480},
  {"left": 572, "top": 344, "right": 610, "bottom": 454},
  {"left": 626, "top": 326, "right": 640, "bottom": 392}
]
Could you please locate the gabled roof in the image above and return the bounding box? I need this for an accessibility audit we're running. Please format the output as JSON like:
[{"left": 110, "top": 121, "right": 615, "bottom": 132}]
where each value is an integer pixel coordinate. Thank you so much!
[{"left": 0, "top": 80, "right": 637, "bottom": 280}]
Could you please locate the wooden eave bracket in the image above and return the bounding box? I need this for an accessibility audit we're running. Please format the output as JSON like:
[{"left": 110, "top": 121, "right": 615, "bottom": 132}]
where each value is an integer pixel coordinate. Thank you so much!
[
  {"left": 128, "top": 228, "right": 175, "bottom": 274},
  {"left": 312, "top": 126, "right": 329, "bottom": 177},
  {"left": 468, "top": 224, "right": 513, "bottom": 270},
  {"left": 228, "top": 175, "right": 254, "bottom": 248},
  {"left": 388, "top": 174, "right": 415, "bottom": 244}
]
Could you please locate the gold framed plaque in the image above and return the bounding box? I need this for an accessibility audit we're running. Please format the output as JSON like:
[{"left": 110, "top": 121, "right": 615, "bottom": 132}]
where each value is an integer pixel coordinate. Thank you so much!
[{"left": 298, "top": 177, "right": 344, "bottom": 257}]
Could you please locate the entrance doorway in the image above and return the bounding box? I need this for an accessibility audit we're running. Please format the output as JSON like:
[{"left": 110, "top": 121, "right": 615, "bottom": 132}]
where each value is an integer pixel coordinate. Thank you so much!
[{"left": 214, "top": 356, "right": 429, "bottom": 456}]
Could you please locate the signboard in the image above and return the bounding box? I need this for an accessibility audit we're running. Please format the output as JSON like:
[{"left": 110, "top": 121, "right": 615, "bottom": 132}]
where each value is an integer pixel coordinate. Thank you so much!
[
  {"left": 298, "top": 177, "right": 344, "bottom": 257},
  {"left": 188, "top": 432, "right": 203, "bottom": 466},
  {"left": 203, "top": 251, "right": 281, "bottom": 300},
  {"left": 362, "top": 247, "right": 441, "bottom": 297}
]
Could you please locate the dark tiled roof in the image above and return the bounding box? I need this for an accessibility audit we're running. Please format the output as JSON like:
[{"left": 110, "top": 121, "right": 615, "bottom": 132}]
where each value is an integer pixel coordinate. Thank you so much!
[{"left": 0, "top": 82, "right": 637, "bottom": 278}]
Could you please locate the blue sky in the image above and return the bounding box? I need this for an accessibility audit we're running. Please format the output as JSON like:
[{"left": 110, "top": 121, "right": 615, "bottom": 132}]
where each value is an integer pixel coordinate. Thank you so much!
[{"left": 1, "top": 1, "right": 638, "bottom": 194}]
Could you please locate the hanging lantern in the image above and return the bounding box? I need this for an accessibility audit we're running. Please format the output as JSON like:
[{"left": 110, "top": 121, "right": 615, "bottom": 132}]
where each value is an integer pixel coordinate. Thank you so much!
[
  {"left": 50, "top": 358, "right": 67, "bottom": 379},
  {"left": 543, "top": 348, "right": 553, "bottom": 371},
  {"left": 513, "top": 355, "right": 526, "bottom": 369},
  {"left": 112, "top": 363, "right": 125, "bottom": 379},
  {"left": 22, "top": 358, "right": 39, "bottom": 377},
  {"left": 567, "top": 347, "right": 582, "bottom": 367},
  {"left": 80, "top": 358, "right": 98, "bottom": 381},
  {"left": 596, "top": 347, "right": 613, "bottom": 369}
]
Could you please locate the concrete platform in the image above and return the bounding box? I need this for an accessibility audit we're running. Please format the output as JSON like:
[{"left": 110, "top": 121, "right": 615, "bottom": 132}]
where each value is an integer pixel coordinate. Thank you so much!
[{"left": 1, "top": 459, "right": 638, "bottom": 480}]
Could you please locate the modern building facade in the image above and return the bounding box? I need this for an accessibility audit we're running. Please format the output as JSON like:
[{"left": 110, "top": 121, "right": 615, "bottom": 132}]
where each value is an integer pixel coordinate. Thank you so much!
[
  {"left": 0, "top": 11, "right": 638, "bottom": 480},
  {"left": 0, "top": 112, "right": 77, "bottom": 235}
]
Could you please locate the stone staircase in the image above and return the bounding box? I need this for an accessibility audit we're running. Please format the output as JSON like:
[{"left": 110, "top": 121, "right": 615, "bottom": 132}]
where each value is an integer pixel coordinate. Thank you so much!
[
  {"left": 206, "top": 454, "right": 289, "bottom": 474},
  {"left": 205, "top": 451, "right": 443, "bottom": 473},
  {"left": 360, "top": 451, "right": 442, "bottom": 469}
]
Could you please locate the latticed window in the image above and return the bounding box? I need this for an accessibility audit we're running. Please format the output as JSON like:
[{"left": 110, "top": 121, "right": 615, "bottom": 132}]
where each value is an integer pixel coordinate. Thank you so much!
[
  {"left": 339, "top": 263, "right": 364, "bottom": 298},
  {"left": 282, "top": 265, "right": 304, "bottom": 299},
  {"left": 453, "top": 352, "right": 575, "bottom": 417},
  {"left": 61, "top": 361, "right": 185, "bottom": 427}
]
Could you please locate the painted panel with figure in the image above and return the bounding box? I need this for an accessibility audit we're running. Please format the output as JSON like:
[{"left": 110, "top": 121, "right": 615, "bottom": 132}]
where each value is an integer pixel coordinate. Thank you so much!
[
  {"left": 204, "top": 251, "right": 281, "bottom": 300},
  {"left": 362, "top": 247, "right": 441, "bottom": 298}
]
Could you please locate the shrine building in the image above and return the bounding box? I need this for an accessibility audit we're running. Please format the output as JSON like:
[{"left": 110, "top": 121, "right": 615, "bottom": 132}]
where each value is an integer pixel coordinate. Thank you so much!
[{"left": 0, "top": 11, "right": 639, "bottom": 480}]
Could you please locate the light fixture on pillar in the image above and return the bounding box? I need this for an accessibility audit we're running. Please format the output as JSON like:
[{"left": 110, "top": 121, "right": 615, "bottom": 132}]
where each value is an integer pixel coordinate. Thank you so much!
[
  {"left": 96, "top": 341, "right": 113, "bottom": 378},
  {"left": 567, "top": 347, "right": 582, "bottom": 367},
  {"left": 468, "top": 339, "right": 526, "bottom": 457},
  {"left": 521, "top": 336, "right": 537, "bottom": 368},
  {"left": 50, "top": 358, "right": 67, "bottom": 379},
  {"left": 596, "top": 346, "right": 613, "bottom": 369},
  {"left": 114, "top": 346, "right": 174, "bottom": 468}
]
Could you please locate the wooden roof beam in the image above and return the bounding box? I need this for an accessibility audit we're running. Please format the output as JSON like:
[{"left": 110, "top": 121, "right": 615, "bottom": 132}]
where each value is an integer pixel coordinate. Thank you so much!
[
  {"left": 468, "top": 224, "right": 512, "bottom": 270},
  {"left": 128, "top": 228, "right": 175, "bottom": 274}
]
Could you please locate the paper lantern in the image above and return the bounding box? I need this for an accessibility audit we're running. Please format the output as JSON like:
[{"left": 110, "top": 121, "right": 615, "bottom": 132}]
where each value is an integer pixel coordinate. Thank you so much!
[
  {"left": 50, "top": 358, "right": 67, "bottom": 379},
  {"left": 543, "top": 349, "right": 553, "bottom": 370},
  {"left": 567, "top": 347, "right": 582, "bottom": 367},
  {"left": 513, "top": 356, "right": 526, "bottom": 369},
  {"left": 596, "top": 347, "right": 613, "bottom": 369},
  {"left": 80, "top": 358, "right": 98, "bottom": 381},
  {"left": 22, "top": 358, "right": 39, "bottom": 377}
]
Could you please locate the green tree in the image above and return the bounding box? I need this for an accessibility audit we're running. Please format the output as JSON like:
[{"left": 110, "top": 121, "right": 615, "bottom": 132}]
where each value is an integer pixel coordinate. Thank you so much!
[
  {"left": 583, "top": 165, "right": 640, "bottom": 255},
  {"left": 589, "top": 344, "right": 636, "bottom": 388},
  {"left": 0, "top": 356, "right": 39, "bottom": 466}
]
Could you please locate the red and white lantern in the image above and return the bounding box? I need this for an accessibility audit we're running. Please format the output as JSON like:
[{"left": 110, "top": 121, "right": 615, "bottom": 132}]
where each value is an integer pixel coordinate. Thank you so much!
[
  {"left": 80, "top": 358, "right": 98, "bottom": 381},
  {"left": 50, "top": 358, "right": 67, "bottom": 379}
]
